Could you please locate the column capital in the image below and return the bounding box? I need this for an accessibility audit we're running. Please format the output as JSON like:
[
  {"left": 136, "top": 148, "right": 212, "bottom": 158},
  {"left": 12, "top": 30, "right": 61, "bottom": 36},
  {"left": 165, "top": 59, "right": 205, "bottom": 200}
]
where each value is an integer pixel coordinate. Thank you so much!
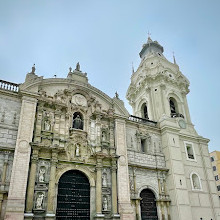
[{"left": 31, "top": 155, "right": 38, "bottom": 163}]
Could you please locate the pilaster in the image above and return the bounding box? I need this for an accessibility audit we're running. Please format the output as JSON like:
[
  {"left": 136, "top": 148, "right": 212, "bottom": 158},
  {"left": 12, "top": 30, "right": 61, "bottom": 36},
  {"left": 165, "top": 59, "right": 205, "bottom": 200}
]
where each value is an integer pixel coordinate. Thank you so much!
[
  {"left": 46, "top": 150, "right": 58, "bottom": 220},
  {"left": 115, "top": 119, "right": 134, "bottom": 219},
  {"left": 94, "top": 157, "right": 104, "bottom": 219},
  {"left": 25, "top": 148, "right": 39, "bottom": 216},
  {"left": 111, "top": 158, "right": 120, "bottom": 219},
  {"left": 5, "top": 96, "right": 37, "bottom": 220}
]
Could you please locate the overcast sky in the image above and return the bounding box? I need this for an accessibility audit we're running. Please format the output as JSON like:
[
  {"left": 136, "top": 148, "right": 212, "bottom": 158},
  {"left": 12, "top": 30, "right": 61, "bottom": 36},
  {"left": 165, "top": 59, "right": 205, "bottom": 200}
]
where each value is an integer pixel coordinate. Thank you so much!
[{"left": 0, "top": 0, "right": 219, "bottom": 152}]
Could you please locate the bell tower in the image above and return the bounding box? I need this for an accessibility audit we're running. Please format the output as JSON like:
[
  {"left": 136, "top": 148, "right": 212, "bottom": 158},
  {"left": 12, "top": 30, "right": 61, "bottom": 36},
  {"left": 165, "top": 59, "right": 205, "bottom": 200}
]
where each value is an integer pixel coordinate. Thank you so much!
[
  {"left": 126, "top": 36, "right": 192, "bottom": 125},
  {"left": 127, "top": 37, "right": 220, "bottom": 220}
]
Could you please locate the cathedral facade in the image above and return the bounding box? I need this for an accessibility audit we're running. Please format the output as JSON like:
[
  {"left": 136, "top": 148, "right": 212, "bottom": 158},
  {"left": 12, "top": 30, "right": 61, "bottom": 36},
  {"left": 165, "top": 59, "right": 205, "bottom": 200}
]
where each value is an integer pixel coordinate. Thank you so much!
[{"left": 0, "top": 38, "right": 219, "bottom": 220}]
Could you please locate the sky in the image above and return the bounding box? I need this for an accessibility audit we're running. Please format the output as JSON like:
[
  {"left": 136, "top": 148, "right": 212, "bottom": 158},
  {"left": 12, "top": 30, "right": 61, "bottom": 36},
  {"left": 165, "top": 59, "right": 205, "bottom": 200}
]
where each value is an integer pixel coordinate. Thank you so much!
[{"left": 0, "top": 0, "right": 219, "bottom": 152}]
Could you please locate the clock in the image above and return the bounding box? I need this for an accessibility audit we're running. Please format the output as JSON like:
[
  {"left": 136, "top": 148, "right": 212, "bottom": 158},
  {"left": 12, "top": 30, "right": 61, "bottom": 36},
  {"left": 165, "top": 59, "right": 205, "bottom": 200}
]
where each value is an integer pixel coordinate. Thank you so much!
[{"left": 178, "top": 119, "right": 186, "bottom": 129}]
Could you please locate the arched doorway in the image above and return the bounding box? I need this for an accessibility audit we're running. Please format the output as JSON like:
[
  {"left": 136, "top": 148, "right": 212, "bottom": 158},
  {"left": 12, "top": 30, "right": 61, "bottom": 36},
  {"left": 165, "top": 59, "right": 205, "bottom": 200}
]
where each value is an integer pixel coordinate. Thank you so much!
[
  {"left": 140, "top": 189, "right": 158, "bottom": 220},
  {"left": 56, "top": 170, "right": 90, "bottom": 219}
]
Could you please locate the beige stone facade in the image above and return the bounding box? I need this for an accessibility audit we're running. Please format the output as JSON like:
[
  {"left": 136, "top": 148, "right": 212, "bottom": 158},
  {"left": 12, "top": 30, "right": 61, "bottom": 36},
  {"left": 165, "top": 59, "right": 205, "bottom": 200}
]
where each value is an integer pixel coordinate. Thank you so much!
[
  {"left": 0, "top": 38, "right": 219, "bottom": 220},
  {"left": 210, "top": 151, "right": 220, "bottom": 197}
]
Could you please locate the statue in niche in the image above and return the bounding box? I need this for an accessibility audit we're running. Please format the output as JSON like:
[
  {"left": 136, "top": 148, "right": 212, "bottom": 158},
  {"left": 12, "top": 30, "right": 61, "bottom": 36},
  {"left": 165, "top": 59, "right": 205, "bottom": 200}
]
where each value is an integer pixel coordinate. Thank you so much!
[
  {"left": 73, "top": 115, "right": 83, "bottom": 130},
  {"left": 129, "top": 176, "right": 134, "bottom": 191},
  {"left": 44, "top": 119, "right": 51, "bottom": 131},
  {"left": 160, "top": 179, "right": 165, "bottom": 193},
  {"left": 36, "top": 193, "right": 44, "bottom": 209},
  {"left": 39, "top": 167, "right": 46, "bottom": 182},
  {"left": 130, "top": 137, "right": 134, "bottom": 148},
  {"left": 102, "top": 131, "right": 107, "bottom": 142},
  {"left": 102, "top": 173, "right": 107, "bottom": 187},
  {"left": 103, "top": 197, "right": 108, "bottom": 211},
  {"left": 75, "top": 144, "right": 80, "bottom": 157}
]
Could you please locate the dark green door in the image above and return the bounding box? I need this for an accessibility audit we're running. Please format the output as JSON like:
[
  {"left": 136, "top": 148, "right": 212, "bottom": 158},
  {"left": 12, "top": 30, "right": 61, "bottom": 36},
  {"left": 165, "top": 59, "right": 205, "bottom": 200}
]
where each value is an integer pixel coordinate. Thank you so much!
[
  {"left": 140, "top": 189, "right": 158, "bottom": 220},
  {"left": 56, "top": 170, "right": 90, "bottom": 220}
]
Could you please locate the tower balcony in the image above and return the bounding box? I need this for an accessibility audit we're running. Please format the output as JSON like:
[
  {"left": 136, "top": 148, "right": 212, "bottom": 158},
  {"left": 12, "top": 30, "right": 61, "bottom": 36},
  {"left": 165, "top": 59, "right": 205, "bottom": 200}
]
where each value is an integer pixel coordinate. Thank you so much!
[
  {"left": 128, "top": 115, "right": 157, "bottom": 127},
  {"left": 170, "top": 113, "right": 184, "bottom": 118}
]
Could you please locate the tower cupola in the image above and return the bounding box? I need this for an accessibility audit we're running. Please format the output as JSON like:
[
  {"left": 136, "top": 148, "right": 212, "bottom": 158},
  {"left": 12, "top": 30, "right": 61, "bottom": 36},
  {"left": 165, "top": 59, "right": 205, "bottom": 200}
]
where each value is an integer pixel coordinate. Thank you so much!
[{"left": 139, "top": 37, "right": 164, "bottom": 59}]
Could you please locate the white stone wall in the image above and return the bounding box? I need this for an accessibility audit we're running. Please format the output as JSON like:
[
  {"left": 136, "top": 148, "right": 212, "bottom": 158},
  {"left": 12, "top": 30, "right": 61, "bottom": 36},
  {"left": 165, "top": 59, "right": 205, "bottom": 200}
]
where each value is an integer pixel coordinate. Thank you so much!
[{"left": 0, "top": 95, "right": 21, "bottom": 149}]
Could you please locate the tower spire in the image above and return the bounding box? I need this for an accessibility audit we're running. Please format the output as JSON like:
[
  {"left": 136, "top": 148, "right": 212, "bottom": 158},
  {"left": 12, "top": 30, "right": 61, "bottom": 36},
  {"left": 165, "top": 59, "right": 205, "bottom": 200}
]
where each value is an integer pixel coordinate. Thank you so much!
[{"left": 173, "top": 52, "right": 177, "bottom": 65}]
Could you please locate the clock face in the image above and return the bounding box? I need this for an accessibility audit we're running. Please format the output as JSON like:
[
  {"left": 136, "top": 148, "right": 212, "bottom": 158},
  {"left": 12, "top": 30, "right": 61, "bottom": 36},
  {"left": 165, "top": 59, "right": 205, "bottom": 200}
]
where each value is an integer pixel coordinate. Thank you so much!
[{"left": 178, "top": 119, "right": 186, "bottom": 129}]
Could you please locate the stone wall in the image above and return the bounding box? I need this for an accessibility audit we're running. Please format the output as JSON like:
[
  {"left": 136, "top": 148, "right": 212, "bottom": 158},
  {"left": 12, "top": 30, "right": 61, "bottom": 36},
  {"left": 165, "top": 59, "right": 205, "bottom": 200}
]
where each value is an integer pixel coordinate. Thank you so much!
[{"left": 0, "top": 94, "right": 21, "bottom": 149}]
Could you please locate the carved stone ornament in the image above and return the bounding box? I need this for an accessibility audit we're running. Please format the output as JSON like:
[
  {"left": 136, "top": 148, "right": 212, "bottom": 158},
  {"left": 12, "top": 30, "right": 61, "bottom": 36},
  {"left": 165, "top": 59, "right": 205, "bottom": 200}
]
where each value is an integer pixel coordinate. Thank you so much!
[{"left": 72, "top": 94, "right": 87, "bottom": 107}]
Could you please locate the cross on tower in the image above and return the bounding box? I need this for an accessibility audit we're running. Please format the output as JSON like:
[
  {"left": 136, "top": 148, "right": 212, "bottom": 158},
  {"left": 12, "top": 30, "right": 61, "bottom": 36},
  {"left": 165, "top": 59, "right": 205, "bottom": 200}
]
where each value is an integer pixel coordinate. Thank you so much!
[{"left": 147, "top": 31, "right": 151, "bottom": 38}]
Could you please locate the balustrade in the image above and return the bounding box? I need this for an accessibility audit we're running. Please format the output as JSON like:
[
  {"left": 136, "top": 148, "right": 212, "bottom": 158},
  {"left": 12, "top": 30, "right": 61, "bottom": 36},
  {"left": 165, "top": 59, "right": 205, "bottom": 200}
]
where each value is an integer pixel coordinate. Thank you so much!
[{"left": 0, "top": 80, "right": 19, "bottom": 92}]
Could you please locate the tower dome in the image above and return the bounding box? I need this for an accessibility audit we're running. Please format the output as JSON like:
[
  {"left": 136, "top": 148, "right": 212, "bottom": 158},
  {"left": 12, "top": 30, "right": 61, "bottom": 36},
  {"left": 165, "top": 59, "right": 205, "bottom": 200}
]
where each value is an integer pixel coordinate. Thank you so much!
[{"left": 139, "top": 37, "right": 164, "bottom": 59}]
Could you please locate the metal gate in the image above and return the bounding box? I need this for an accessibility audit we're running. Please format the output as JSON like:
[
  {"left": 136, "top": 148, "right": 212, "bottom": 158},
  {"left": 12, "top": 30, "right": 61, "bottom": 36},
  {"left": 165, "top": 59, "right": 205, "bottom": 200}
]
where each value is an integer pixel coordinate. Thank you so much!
[
  {"left": 56, "top": 170, "right": 90, "bottom": 220},
  {"left": 140, "top": 189, "right": 158, "bottom": 220}
]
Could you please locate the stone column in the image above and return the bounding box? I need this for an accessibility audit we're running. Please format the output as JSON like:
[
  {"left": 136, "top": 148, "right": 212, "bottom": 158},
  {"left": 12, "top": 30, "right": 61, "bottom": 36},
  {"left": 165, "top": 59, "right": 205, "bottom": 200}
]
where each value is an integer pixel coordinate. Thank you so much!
[
  {"left": 166, "top": 202, "right": 171, "bottom": 220},
  {"left": 115, "top": 119, "right": 134, "bottom": 219},
  {"left": 160, "top": 84, "right": 166, "bottom": 115},
  {"left": 135, "top": 199, "right": 141, "bottom": 220},
  {"left": 94, "top": 157, "right": 104, "bottom": 219},
  {"left": 0, "top": 193, "right": 3, "bottom": 216},
  {"left": 182, "top": 94, "right": 192, "bottom": 124},
  {"left": 160, "top": 201, "right": 165, "bottom": 220},
  {"left": 146, "top": 87, "right": 155, "bottom": 120},
  {"left": 25, "top": 148, "right": 39, "bottom": 214},
  {"left": 111, "top": 158, "right": 120, "bottom": 219},
  {"left": 5, "top": 96, "right": 37, "bottom": 220},
  {"left": 46, "top": 150, "right": 58, "bottom": 219},
  {"left": 1, "top": 154, "right": 9, "bottom": 185}
]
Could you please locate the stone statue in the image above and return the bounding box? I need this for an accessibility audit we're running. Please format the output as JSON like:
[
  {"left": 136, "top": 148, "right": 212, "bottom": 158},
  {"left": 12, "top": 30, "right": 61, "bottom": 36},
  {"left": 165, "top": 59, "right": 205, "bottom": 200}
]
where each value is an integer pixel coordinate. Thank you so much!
[
  {"left": 36, "top": 193, "right": 44, "bottom": 209},
  {"left": 131, "top": 137, "right": 133, "bottom": 148},
  {"left": 31, "top": 64, "right": 36, "bottom": 74},
  {"left": 103, "top": 197, "right": 108, "bottom": 211},
  {"left": 39, "top": 167, "right": 45, "bottom": 182},
  {"left": 102, "top": 131, "right": 106, "bottom": 142},
  {"left": 73, "top": 115, "right": 83, "bottom": 129},
  {"left": 75, "top": 144, "right": 80, "bottom": 157},
  {"left": 75, "top": 62, "right": 80, "bottom": 71},
  {"left": 102, "top": 173, "right": 107, "bottom": 187},
  {"left": 44, "top": 119, "right": 51, "bottom": 131},
  {"left": 160, "top": 179, "right": 165, "bottom": 193},
  {"left": 115, "top": 91, "right": 119, "bottom": 98}
]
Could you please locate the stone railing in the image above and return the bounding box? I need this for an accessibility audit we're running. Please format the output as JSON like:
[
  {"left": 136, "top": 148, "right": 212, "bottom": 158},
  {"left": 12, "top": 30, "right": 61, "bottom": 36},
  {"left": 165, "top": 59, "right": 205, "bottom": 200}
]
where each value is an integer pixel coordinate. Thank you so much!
[
  {"left": 127, "top": 150, "right": 166, "bottom": 168},
  {"left": 170, "top": 112, "right": 184, "bottom": 118},
  {"left": 0, "top": 80, "right": 19, "bottom": 92},
  {"left": 128, "top": 115, "right": 157, "bottom": 126}
]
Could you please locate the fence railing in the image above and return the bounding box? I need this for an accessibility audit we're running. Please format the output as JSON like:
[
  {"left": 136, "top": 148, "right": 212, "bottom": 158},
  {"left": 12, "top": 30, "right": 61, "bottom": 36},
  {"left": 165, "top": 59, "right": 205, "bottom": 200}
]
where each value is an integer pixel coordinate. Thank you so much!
[{"left": 0, "top": 80, "right": 19, "bottom": 92}]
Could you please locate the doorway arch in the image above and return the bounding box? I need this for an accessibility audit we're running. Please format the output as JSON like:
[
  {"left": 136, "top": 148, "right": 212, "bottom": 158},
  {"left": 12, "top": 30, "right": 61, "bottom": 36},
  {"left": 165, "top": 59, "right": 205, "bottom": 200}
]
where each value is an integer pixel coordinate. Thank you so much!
[
  {"left": 56, "top": 170, "right": 90, "bottom": 219},
  {"left": 140, "top": 188, "right": 158, "bottom": 220}
]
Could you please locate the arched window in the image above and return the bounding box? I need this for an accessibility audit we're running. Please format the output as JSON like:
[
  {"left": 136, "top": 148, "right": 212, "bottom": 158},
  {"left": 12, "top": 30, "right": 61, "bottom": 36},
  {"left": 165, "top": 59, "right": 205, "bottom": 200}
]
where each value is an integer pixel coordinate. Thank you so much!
[
  {"left": 141, "top": 103, "right": 149, "bottom": 119},
  {"left": 72, "top": 112, "right": 83, "bottom": 130},
  {"left": 169, "top": 98, "right": 177, "bottom": 115},
  {"left": 191, "top": 173, "right": 202, "bottom": 190}
]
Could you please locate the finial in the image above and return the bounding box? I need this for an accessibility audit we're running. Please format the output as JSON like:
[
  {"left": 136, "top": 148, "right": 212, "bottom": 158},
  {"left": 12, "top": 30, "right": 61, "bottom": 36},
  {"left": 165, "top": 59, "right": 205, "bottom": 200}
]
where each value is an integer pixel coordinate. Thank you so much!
[
  {"left": 147, "top": 31, "right": 151, "bottom": 38},
  {"left": 31, "top": 64, "right": 36, "bottom": 74},
  {"left": 173, "top": 52, "right": 176, "bottom": 65},
  {"left": 69, "top": 66, "right": 72, "bottom": 72},
  {"left": 115, "top": 91, "right": 119, "bottom": 98},
  {"left": 132, "top": 62, "right": 134, "bottom": 74},
  {"left": 75, "top": 62, "right": 80, "bottom": 71}
]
